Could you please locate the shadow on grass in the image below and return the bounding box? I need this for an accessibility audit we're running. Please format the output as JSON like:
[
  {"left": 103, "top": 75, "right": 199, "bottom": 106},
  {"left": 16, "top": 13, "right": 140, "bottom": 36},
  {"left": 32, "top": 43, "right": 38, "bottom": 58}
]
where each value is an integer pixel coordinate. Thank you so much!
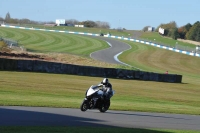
[{"left": 0, "top": 107, "right": 171, "bottom": 133}]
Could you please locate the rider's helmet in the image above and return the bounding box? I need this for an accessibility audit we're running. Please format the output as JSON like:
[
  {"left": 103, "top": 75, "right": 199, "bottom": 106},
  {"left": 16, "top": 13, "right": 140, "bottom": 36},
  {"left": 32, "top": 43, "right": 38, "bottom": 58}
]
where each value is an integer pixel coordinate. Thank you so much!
[{"left": 102, "top": 78, "right": 109, "bottom": 86}]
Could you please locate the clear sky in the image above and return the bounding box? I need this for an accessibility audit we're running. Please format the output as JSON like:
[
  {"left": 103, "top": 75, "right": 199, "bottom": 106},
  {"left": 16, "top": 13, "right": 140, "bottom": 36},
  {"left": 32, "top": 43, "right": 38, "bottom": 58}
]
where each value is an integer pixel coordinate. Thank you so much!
[{"left": 0, "top": 0, "right": 199, "bottom": 30}]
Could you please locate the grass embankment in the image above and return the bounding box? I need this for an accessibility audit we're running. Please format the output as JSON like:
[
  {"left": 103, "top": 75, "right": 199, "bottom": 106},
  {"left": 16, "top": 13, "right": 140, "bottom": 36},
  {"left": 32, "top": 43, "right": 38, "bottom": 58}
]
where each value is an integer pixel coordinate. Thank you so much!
[
  {"left": 140, "top": 32, "right": 196, "bottom": 48},
  {"left": 0, "top": 27, "right": 109, "bottom": 56}
]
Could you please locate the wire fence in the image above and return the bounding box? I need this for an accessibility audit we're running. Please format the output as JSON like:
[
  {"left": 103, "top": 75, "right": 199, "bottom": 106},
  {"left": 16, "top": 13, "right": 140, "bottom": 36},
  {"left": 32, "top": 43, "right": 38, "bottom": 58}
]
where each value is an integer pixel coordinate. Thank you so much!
[{"left": 0, "top": 37, "right": 25, "bottom": 51}]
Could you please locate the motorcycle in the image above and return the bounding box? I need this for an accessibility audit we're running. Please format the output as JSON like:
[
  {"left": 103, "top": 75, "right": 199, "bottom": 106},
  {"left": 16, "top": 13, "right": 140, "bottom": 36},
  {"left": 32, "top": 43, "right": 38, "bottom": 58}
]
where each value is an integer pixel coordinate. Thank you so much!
[{"left": 80, "top": 85, "right": 115, "bottom": 113}]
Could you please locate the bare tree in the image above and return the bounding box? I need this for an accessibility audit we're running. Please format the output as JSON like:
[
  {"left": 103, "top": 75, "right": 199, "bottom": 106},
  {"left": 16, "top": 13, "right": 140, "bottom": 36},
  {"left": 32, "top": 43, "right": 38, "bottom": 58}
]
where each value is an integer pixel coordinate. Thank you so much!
[
  {"left": 142, "top": 26, "right": 151, "bottom": 32},
  {"left": 5, "top": 12, "right": 11, "bottom": 23},
  {"left": 65, "top": 19, "right": 79, "bottom": 25},
  {"left": 95, "top": 21, "right": 110, "bottom": 29},
  {"left": 0, "top": 17, "right": 4, "bottom": 21}
]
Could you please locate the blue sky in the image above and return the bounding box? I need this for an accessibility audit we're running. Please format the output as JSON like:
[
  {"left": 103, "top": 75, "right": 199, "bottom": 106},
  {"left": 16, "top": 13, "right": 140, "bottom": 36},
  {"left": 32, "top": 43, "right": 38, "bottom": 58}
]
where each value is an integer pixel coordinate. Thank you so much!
[{"left": 0, "top": 0, "right": 199, "bottom": 30}]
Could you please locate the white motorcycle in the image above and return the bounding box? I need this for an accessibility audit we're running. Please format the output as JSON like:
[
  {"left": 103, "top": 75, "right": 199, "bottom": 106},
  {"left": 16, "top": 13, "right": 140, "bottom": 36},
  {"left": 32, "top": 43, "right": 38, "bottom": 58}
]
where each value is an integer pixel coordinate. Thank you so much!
[{"left": 80, "top": 85, "right": 115, "bottom": 113}]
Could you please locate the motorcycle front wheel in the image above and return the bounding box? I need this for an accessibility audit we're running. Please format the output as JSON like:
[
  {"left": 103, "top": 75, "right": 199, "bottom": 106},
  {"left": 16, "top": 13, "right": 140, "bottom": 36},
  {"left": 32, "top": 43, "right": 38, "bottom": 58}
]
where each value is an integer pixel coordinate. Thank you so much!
[
  {"left": 80, "top": 99, "right": 89, "bottom": 112},
  {"left": 99, "top": 100, "right": 110, "bottom": 113}
]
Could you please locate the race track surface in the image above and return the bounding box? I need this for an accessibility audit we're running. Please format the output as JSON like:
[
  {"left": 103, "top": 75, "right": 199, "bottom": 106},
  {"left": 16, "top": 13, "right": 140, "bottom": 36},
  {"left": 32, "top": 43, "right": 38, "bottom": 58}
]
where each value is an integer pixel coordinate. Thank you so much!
[
  {"left": 0, "top": 106, "right": 200, "bottom": 130},
  {"left": 90, "top": 37, "right": 131, "bottom": 65}
]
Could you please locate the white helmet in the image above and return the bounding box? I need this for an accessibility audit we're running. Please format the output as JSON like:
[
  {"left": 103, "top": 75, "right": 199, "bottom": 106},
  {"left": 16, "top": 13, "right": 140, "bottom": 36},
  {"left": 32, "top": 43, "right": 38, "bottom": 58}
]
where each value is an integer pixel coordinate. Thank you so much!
[{"left": 102, "top": 78, "right": 109, "bottom": 85}]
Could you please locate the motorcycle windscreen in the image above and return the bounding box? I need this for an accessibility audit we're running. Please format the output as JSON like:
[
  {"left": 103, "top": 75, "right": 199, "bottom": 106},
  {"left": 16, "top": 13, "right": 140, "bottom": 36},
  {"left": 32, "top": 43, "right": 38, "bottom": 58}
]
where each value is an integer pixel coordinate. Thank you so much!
[{"left": 87, "top": 85, "right": 98, "bottom": 96}]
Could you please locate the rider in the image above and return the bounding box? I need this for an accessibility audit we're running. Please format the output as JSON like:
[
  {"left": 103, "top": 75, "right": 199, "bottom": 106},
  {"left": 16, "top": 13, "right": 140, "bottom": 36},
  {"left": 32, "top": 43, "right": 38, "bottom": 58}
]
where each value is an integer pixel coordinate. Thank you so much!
[{"left": 98, "top": 78, "right": 113, "bottom": 100}]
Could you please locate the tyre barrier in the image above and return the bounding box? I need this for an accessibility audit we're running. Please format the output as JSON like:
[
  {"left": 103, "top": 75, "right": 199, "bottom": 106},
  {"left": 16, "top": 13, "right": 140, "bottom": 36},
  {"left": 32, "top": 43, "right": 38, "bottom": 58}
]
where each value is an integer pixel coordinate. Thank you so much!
[{"left": 0, "top": 58, "right": 182, "bottom": 83}]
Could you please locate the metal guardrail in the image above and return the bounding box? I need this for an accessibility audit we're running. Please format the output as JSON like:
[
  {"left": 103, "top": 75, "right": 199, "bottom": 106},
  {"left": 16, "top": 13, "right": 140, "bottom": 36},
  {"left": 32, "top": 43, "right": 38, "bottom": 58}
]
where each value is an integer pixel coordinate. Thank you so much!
[
  {"left": 2, "top": 38, "right": 18, "bottom": 47},
  {"left": 0, "top": 37, "right": 25, "bottom": 51}
]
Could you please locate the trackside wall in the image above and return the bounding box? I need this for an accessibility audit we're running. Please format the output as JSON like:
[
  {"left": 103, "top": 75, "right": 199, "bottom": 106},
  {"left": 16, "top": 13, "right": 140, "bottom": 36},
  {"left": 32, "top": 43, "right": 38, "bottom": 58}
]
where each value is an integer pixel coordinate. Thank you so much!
[{"left": 0, "top": 58, "right": 182, "bottom": 83}]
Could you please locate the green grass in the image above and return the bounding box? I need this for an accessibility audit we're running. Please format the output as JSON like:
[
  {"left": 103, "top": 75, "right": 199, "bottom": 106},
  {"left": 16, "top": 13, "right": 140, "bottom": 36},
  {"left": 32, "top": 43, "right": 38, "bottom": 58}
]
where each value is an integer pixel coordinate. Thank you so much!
[
  {"left": 17, "top": 24, "right": 197, "bottom": 48},
  {"left": 13, "top": 23, "right": 134, "bottom": 37},
  {"left": 0, "top": 71, "right": 200, "bottom": 115},
  {"left": 1, "top": 126, "right": 199, "bottom": 133},
  {"left": 140, "top": 32, "right": 196, "bottom": 48},
  {"left": 0, "top": 27, "right": 109, "bottom": 57},
  {"left": 118, "top": 40, "right": 200, "bottom": 74}
]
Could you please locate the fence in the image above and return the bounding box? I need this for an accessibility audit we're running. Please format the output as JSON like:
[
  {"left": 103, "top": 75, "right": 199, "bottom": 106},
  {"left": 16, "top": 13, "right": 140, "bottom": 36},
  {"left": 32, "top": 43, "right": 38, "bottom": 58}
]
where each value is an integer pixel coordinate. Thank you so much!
[
  {"left": 0, "top": 37, "right": 25, "bottom": 51},
  {"left": 0, "top": 58, "right": 182, "bottom": 83}
]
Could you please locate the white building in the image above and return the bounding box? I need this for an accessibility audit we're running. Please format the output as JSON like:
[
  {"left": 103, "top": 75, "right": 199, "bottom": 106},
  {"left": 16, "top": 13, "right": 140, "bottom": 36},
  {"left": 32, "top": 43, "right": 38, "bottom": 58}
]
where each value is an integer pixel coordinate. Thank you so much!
[
  {"left": 74, "top": 25, "right": 84, "bottom": 28},
  {"left": 147, "top": 26, "right": 155, "bottom": 32},
  {"left": 56, "top": 19, "right": 65, "bottom": 26}
]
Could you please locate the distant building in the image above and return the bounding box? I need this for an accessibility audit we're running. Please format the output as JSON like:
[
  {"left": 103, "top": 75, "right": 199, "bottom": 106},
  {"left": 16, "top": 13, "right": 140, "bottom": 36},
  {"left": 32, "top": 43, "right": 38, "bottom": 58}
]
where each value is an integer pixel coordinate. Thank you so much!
[
  {"left": 148, "top": 26, "right": 155, "bottom": 32},
  {"left": 66, "top": 24, "right": 74, "bottom": 27},
  {"left": 44, "top": 24, "right": 56, "bottom": 27},
  {"left": 74, "top": 25, "right": 84, "bottom": 28},
  {"left": 56, "top": 19, "right": 66, "bottom": 26},
  {"left": 159, "top": 27, "right": 165, "bottom": 35}
]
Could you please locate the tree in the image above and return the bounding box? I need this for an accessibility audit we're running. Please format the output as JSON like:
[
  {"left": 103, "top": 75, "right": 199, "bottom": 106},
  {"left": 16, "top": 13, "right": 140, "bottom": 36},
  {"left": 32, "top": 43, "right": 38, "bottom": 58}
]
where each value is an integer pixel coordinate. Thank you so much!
[
  {"left": 186, "top": 21, "right": 200, "bottom": 41},
  {"left": 142, "top": 26, "right": 150, "bottom": 32},
  {"left": 65, "top": 19, "right": 79, "bottom": 25},
  {"left": 171, "top": 28, "right": 179, "bottom": 40},
  {"left": 10, "top": 18, "right": 19, "bottom": 24},
  {"left": 178, "top": 26, "right": 186, "bottom": 39},
  {"left": 156, "top": 21, "right": 178, "bottom": 39},
  {"left": 18, "top": 18, "right": 31, "bottom": 24},
  {"left": 184, "top": 23, "right": 192, "bottom": 32},
  {"left": 5, "top": 12, "right": 11, "bottom": 23},
  {"left": 156, "top": 21, "right": 177, "bottom": 32},
  {"left": 95, "top": 21, "right": 110, "bottom": 29},
  {"left": 177, "top": 23, "right": 192, "bottom": 39},
  {"left": 82, "top": 20, "right": 97, "bottom": 28},
  {"left": 0, "top": 17, "right": 4, "bottom": 21}
]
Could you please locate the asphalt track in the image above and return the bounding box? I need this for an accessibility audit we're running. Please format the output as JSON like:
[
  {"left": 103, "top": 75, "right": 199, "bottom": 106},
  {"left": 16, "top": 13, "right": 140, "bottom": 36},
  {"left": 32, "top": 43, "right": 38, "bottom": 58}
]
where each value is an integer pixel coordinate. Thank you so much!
[
  {"left": 0, "top": 106, "right": 200, "bottom": 130},
  {"left": 1, "top": 37, "right": 200, "bottom": 131},
  {"left": 90, "top": 37, "right": 131, "bottom": 65}
]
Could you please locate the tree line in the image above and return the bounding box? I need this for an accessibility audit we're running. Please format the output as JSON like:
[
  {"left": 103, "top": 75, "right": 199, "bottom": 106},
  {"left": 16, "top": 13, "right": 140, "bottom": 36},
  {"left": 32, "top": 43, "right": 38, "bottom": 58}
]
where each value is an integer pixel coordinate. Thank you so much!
[
  {"left": 0, "top": 12, "right": 110, "bottom": 29},
  {"left": 65, "top": 19, "right": 110, "bottom": 29},
  {"left": 143, "top": 21, "right": 200, "bottom": 42}
]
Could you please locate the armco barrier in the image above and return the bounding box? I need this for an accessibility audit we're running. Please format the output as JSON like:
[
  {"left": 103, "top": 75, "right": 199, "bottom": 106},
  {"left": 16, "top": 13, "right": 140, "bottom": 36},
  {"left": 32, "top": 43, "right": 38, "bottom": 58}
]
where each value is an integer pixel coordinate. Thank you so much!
[{"left": 0, "top": 58, "right": 182, "bottom": 83}]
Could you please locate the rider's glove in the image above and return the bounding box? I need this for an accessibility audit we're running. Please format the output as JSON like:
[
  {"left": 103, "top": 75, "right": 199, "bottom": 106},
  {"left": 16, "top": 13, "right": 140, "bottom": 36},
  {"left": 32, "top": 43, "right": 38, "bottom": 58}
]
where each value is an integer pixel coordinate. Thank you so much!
[{"left": 97, "top": 83, "right": 103, "bottom": 87}]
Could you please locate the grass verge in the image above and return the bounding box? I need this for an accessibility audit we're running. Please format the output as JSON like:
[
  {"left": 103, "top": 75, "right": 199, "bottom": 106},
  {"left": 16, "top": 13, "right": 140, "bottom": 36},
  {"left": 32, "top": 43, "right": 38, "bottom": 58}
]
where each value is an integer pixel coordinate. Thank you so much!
[{"left": 0, "top": 71, "right": 199, "bottom": 115}]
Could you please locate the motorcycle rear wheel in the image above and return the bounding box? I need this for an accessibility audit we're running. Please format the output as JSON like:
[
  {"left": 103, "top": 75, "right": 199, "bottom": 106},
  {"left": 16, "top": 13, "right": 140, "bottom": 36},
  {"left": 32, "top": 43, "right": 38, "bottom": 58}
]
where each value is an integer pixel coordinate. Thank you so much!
[
  {"left": 80, "top": 99, "right": 89, "bottom": 112},
  {"left": 99, "top": 100, "right": 110, "bottom": 113}
]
